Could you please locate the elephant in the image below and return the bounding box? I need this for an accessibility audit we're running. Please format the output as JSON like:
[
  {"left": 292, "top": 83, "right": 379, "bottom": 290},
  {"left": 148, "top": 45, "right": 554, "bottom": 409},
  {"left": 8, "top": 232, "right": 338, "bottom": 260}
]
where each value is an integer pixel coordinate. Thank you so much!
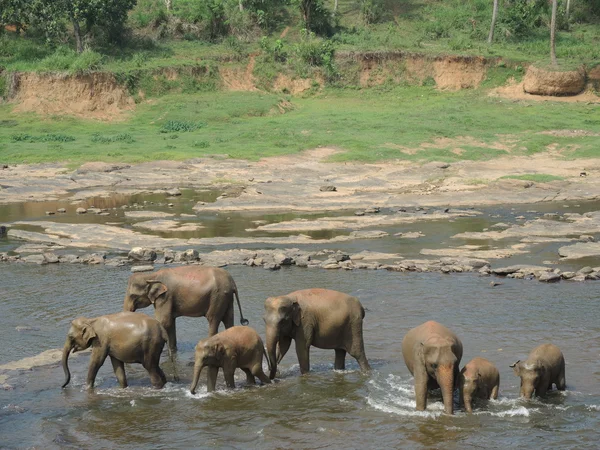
[
  {"left": 263, "top": 288, "right": 370, "bottom": 379},
  {"left": 123, "top": 266, "right": 248, "bottom": 352},
  {"left": 401, "top": 320, "right": 463, "bottom": 415},
  {"left": 62, "top": 312, "right": 172, "bottom": 390},
  {"left": 459, "top": 357, "right": 500, "bottom": 413},
  {"left": 510, "top": 343, "right": 566, "bottom": 399},
  {"left": 190, "top": 326, "right": 271, "bottom": 394}
]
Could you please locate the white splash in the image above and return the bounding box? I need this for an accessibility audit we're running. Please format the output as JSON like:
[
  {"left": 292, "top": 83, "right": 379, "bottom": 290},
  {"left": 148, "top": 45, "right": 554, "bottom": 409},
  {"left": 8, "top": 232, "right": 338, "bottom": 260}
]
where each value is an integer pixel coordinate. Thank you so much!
[{"left": 130, "top": 400, "right": 135, "bottom": 407}]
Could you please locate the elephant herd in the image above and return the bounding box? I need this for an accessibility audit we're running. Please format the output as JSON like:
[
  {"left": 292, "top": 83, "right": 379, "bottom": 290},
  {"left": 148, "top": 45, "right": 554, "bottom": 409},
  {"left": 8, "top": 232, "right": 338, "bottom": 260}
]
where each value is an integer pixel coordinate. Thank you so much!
[{"left": 61, "top": 265, "right": 566, "bottom": 415}]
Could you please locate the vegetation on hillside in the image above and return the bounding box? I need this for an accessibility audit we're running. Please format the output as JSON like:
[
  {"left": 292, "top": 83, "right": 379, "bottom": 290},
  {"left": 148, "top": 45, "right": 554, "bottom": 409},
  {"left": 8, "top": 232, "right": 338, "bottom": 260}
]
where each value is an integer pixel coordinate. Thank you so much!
[{"left": 1, "top": 0, "right": 599, "bottom": 76}]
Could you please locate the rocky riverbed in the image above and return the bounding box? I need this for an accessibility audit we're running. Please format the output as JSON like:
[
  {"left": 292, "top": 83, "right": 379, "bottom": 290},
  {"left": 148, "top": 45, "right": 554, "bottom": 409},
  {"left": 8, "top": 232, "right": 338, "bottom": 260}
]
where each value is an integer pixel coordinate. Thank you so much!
[{"left": 2, "top": 149, "right": 600, "bottom": 282}]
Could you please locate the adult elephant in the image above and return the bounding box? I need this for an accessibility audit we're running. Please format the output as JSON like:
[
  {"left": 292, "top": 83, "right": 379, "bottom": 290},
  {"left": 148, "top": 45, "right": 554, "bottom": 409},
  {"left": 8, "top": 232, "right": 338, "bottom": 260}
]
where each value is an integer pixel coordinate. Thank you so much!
[
  {"left": 124, "top": 266, "right": 248, "bottom": 352},
  {"left": 401, "top": 320, "right": 463, "bottom": 415},
  {"left": 264, "top": 288, "right": 371, "bottom": 379}
]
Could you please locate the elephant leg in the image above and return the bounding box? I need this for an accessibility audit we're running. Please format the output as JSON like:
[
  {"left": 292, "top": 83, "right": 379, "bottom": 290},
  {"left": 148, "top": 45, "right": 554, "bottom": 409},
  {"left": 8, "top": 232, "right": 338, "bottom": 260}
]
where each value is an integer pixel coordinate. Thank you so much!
[
  {"left": 206, "top": 366, "right": 219, "bottom": 392},
  {"left": 223, "top": 366, "right": 236, "bottom": 389},
  {"left": 207, "top": 317, "right": 220, "bottom": 337},
  {"left": 536, "top": 381, "right": 548, "bottom": 397},
  {"left": 110, "top": 356, "right": 128, "bottom": 388},
  {"left": 222, "top": 303, "right": 234, "bottom": 330},
  {"left": 160, "top": 316, "right": 177, "bottom": 353},
  {"left": 348, "top": 324, "right": 371, "bottom": 372},
  {"left": 242, "top": 368, "right": 256, "bottom": 385},
  {"left": 147, "top": 365, "right": 167, "bottom": 389},
  {"left": 491, "top": 384, "right": 499, "bottom": 400},
  {"left": 252, "top": 364, "right": 271, "bottom": 385},
  {"left": 334, "top": 349, "right": 346, "bottom": 370},
  {"left": 557, "top": 374, "right": 566, "bottom": 390},
  {"left": 295, "top": 340, "right": 311, "bottom": 374},
  {"left": 86, "top": 348, "right": 108, "bottom": 389}
]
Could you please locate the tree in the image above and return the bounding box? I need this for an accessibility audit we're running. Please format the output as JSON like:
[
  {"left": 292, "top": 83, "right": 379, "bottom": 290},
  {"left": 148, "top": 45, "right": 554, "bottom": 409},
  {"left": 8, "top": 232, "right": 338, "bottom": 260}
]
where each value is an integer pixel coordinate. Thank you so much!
[
  {"left": 488, "top": 0, "right": 499, "bottom": 44},
  {"left": 0, "top": 0, "right": 30, "bottom": 34},
  {"left": 550, "top": 0, "right": 558, "bottom": 66},
  {"left": 52, "top": 0, "right": 137, "bottom": 53},
  {"left": 164, "top": 0, "right": 172, "bottom": 11}
]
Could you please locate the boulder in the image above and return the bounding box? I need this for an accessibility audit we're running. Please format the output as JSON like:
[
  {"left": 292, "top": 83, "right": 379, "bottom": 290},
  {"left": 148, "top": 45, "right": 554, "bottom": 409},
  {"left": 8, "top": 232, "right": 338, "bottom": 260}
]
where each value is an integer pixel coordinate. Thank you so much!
[
  {"left": 131, "top": 265, "right": 155, "bottom": 273},
  {"left": 263, "top": 262, "right": 281, "bottom": 271},
  {"left": 76, "top": 207, "right": 87, "bottom": 214},
  {"left": 523, "top": 65, "right": 586, "bottom": 96},
  {"left": 319, "top": 185, "right": 337, "bottom": 192},
  {"left": 175, "top": 249, "right": 200, "bottom": 263},
  {"left": 57, "top": 208, "right": 67, "bottom": 213},
  {"left": 42, "top": 253, "right": 59, "bottom": 264},
  {"left": 128, "top": 247, "right": 157, "bottom": 262},
  {"left": 23, "top": 254, "right": 46, "bottom": 265},
  {"left": 273, "top": 253, "right": 294, "bottom": 266},
  {"left": 166, "top": 188, "right": 182, "bottom": 196},
  {"left": 59, "top": 254, "right": 81, "bottom": 264},
  {"left": 81, "top": 253, "right": 106, "bottom": 265},
  {"left": 105, "top": 257, "right": 129, "bottom": 267},
  {"left": 538, "top": 272, "right": 561, "bottom": 282}
]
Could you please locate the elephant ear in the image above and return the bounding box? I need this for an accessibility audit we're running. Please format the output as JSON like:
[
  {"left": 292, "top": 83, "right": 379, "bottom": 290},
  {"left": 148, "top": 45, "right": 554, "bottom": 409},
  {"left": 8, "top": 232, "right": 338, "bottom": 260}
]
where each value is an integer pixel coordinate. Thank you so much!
[
  {"left": 146, "top": 280, "right": 168, "bottom": 304},
  {"left": 81, "top": 322, "right": 97, "bottom": 347},
  {"left": 509, "top": 360, "right": 521, "bottom": 375},
  {"left": 214, "top": 343, "right": 226, "bottom": 362},
  {"left": 291, "top": 301, "right": 301, "bottom": 327}
]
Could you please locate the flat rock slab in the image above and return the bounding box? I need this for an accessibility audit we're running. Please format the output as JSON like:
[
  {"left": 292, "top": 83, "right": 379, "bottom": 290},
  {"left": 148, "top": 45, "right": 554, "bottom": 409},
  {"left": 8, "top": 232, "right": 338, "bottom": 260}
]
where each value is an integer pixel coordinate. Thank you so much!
[
  {"left": 124, "top": 211, "right": 175, "bottom": 219},
  {"left": 132, "top": 220, "right": 203, "bottom": 232},
  {"left": 420, "top": 245, "right": 528, "bottom": 259},
  {"left": 249, "top": 210, "right": 479, "bottom": 232},
  {"left": 492, "top": 265, "right": 552, "bottom": 275},
  {"left": 454, "top": 211, "right": 600, "bottom": 241},
  {"left": 558, "top": 242, "right": 600, "bottom": 259}
]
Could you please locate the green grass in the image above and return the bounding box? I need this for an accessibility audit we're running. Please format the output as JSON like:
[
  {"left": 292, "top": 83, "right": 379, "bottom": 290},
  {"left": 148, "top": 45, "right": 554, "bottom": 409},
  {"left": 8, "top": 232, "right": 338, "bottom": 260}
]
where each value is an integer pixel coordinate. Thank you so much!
[
  {"left": 1, "top": 86, "right": 599, "bottom": 165},
  {"left": 500, "top": 174, "right": 566, "bottom": 183}
]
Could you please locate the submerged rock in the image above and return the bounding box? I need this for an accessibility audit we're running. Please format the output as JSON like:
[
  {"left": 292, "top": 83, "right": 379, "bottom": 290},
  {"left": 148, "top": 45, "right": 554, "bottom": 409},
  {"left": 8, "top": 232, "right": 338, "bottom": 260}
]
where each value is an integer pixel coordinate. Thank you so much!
[{"left": 128, "top": 247, "right": 157, "bottom": 262}]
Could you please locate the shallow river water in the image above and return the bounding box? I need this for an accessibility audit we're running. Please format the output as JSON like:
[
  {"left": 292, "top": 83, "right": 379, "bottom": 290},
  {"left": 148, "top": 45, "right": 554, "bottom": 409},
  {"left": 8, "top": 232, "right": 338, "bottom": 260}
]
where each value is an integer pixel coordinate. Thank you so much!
[{"left": 1, "top": 263, "right": 599, "bottom": 449}]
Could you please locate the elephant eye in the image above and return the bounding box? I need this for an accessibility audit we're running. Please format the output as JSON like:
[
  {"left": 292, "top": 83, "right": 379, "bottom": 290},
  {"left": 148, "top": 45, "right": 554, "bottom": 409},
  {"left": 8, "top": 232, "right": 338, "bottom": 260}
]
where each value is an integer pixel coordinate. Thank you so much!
[{"left": 431, "top": 363, "right": 438, "bottom": 369}]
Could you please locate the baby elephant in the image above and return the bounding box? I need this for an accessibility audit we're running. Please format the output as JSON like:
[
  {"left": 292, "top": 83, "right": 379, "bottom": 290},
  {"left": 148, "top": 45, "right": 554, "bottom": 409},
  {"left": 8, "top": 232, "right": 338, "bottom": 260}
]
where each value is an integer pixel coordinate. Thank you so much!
[
  {"left": 62, "top": 312, "right": 171, "bottom": 389},
  {"left": 460, "top": 357, "right": 500, "bottom": 412},
  {"left": 190, "top": 326, "right": 271, "bottom": 394},
  {"left": 510, "top": 343, "right": 566, "bottom": 399}
]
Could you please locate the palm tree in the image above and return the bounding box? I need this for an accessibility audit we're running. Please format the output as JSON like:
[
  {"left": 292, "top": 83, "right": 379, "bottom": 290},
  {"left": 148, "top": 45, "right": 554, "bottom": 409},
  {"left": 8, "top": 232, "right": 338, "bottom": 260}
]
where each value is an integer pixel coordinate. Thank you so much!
[
  {"left": 550, "top": 0, "right": 558, "bottom": 66},
  {"left": 488, "top": 0, "right": 499, "bottom": 44}
]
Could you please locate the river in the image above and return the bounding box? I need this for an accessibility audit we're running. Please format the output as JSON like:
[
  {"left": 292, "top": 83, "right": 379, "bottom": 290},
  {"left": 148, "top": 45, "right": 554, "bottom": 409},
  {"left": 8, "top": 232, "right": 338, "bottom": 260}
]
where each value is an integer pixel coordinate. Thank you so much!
[{"left": 1, "top": 262, "right": 599, "bottom": 449}]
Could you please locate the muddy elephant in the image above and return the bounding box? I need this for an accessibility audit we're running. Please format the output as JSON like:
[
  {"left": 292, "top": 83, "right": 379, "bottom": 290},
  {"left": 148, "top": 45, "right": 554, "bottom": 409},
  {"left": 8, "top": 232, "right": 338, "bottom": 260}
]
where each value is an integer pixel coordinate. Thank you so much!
[
  {"left": 459, "top": 357, "right": 500, "bottom": 413},
  {"left": 264, "top": 288, "right": 370, "bottom": 379},
  {"left": 401, "top": 320, "right": 463, "bottom": 415},
  {"left": 190, "top": 326, "right": 271, "bottom": 394},
  {"left": 510, "top": 343, "right": 566, "bottom": 399},
  {"left": 62, "top": 312, "right": 172, "bottom": 390},
  {"left": 123, "top": 266, "right": 248, "bottom": 352}
]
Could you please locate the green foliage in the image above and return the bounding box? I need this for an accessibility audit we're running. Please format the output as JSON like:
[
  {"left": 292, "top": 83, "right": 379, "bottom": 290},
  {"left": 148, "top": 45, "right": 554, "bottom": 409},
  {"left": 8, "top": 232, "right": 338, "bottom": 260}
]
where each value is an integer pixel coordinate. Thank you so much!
[
  {"left": 11, "top": 133, "right": 75, "bottom": 143},
  {"left": 295, "top": 31, "right": 334, "bottom": 66},
  {"left": 0, "top": 74, "right": 7, "bottom": 99},
  {"left": 159, "top": 120, "right": 206, "bottom": 133},
  {"left": 293, "top": 0, "right": 334, "bottom": 35},
  {"left": 91, "top": 133, "right": 135, "bottom": 143},
  {"left": 499, "top": 0, "right": 549, "bottom": 39},
  {"left": 360, "top": 0, "right": 383, "bottom": 25}
]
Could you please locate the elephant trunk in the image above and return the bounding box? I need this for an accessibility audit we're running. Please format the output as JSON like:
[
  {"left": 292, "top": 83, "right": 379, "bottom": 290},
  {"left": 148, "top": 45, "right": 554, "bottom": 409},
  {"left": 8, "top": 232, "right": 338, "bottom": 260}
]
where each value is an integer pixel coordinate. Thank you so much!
[
  {"left": 61, "top": 338, "right": 74, "bottom": 388},
  {"left": 437, "top": 364, "right": 456, "bottom": 415},
  {"left": 463, "top": 393, "right": 473, "bottom": 413},
  {"left": 520, "top": 383, "right": 534, "bottom": 399},
  {"left": 190, "top": 363, "right": 204, "bottom": 395},
  {"left": 266, "top": 328, "right": 279, "bottom": 380}
]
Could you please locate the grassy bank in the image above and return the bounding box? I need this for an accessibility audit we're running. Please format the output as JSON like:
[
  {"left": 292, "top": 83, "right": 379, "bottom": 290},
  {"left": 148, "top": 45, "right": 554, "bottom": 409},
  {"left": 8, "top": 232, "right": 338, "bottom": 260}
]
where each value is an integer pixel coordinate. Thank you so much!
[{"left": 1, "top": 85, "right": 599, "bottom": 166}]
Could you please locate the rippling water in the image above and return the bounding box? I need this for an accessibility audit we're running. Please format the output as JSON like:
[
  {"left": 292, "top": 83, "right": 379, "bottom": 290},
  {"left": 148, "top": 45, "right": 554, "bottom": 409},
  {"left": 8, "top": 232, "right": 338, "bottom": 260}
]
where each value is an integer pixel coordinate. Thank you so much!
[{"left": 1, "top": 265, "right": 599, "bottom": 449}]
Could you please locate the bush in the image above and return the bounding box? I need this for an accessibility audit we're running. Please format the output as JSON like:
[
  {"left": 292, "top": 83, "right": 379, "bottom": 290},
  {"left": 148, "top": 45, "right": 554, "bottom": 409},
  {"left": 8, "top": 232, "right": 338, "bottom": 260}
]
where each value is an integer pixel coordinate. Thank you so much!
[
  {"left": 11, "top": 133, "right": 75, "bottom": 143},
  {"left": 70, "top": 50, "right": 105, "bottom": 73},
  {"left": 39, "top": 46, "right": 78, "bottom": 72},
  {"left": 91, "top": 133, "right": 135, "bottom": 144},
  {"left": 295, "top": 31, "right": 334, "bottom": 66},
  {"left": 159, "top": 120, "right": 206, "bottom": 133}
]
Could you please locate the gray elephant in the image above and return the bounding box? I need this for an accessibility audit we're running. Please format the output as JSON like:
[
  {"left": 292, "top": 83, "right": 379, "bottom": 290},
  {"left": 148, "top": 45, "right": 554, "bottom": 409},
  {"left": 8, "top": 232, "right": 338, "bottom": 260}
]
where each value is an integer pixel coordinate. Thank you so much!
[
  {"left": 123, "top": 266, "right": 248, "bottom": 352},
  {"left": 510, "top": 343, "right": 566, "bottom": 399},
  {"left": 459, "top": 357, "right": 500, "bottom": 413},
  {"left": 264, "top": 288, "right": 370, "bottom": 379},
  {"left": 401, "top": 320, "right": 463, "bottom": 415},
  {"left": 190, "top": 326, "right": 271, "bottom": 394},
  {"left": 62, "top": 312, "right": 172, "bottom": 390}
]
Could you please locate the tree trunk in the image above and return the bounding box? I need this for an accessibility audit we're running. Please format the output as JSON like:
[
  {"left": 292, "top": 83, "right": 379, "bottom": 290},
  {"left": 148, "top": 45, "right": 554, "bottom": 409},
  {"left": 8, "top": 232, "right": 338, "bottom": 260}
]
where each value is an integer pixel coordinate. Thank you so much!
[
  {"left": 487, "top": 0, "right": 499, "bottom": 44},
  {"left": 334, "top": 0, "right": 338, "bottom": 15},
  {"left": 238, "top": 0, "right": 244, "bottom": 12},
  {"left": 566, "top": 0, "right": 571, "bottom": 23},
  {"left": 72, "top": 19, "right": 84, "bottom": 53},
  {"left": 165, "top": 0, "right": 172, "bottom": 11},
  {"left": 550, "top": 0, "right": 558, "bottom": 67}
]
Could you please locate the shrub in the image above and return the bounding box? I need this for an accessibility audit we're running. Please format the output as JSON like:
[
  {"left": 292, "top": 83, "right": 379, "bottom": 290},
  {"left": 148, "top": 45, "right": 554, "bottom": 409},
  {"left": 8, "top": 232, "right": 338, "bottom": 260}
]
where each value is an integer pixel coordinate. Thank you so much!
[
  {"left": 11, "top": 133, "right": 75, "bottom": 143},
  {"left": 91, "top": 133, "right": 135, "bottom": 144},
  {"left": 70, "top": 50, "right": 105, "bottom": 73},
  {"left": 159, "top": 120, "right": 206, "bottom": 133}
]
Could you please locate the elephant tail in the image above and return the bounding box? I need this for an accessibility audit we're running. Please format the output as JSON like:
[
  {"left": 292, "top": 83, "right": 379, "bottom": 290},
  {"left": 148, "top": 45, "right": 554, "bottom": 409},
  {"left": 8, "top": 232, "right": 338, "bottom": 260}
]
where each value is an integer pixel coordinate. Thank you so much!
[
  {"left": 160, "top": 325, "right": 179, "bottom": 382},
  {"left": 233, "top": 281, "right": 249, "bottom": 326}
]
